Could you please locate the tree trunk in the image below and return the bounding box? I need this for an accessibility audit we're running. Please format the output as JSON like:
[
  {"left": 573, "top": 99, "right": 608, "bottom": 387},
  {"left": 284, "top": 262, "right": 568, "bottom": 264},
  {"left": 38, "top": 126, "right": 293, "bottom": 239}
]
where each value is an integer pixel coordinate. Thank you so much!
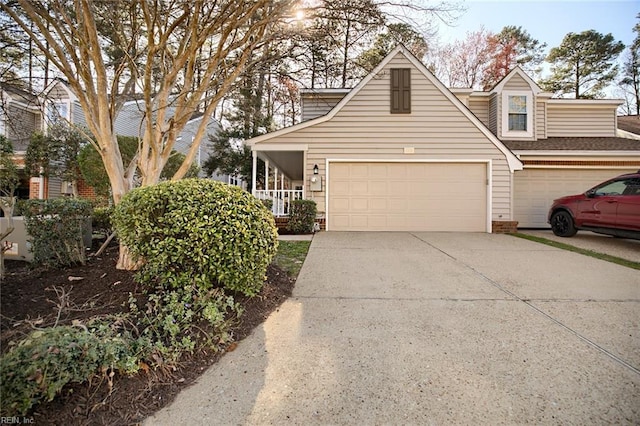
[
  {"left": 0, "top": 197, "right": 16, "bottom": 280},
  {"left": 116, "top": 242, "right": 141, "bottom": 270}
]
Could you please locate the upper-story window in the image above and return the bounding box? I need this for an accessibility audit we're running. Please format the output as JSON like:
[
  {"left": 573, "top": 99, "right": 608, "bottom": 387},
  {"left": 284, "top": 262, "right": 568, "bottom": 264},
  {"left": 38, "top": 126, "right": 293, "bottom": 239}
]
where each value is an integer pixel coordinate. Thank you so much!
[
  {"left": 508, "top": 95, "right": 527, "bottom": 131},
  {"left": 390, "top": 68, "right": 411, "bottom": 114},
  {"left": 502, "top": 91, "right": 533, "bottom": 138},
  {"left": 47, "top": 101, "right": 69, "bottom": 124}
]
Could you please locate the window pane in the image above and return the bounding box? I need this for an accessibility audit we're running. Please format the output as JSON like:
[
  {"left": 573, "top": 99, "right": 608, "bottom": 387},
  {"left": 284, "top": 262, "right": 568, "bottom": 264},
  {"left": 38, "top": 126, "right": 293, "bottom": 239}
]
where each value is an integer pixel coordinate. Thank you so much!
[
  {"left": 595, "top": 180, "right": 627, "bottom": 196},
  {"left": 48, "top": 102, "right": 68, "bottom": 123},
  {"left": 508, "top": 95, "right": 527, "bottom": 113},
  {"left": 508, "top": 113, "right": 527, "bottom": 131}
]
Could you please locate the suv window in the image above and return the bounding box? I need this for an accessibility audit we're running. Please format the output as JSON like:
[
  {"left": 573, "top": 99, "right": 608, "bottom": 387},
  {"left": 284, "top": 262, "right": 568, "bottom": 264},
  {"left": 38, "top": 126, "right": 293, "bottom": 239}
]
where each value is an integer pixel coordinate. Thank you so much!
[{"left": 594, "top": 178, "right": 640, "bottom": 196}]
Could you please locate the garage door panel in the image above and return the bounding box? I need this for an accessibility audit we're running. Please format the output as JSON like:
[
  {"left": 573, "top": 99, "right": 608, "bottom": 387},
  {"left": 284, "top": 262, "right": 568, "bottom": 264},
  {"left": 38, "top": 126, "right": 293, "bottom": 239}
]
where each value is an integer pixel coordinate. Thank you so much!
[
  {"left": 329, "top": 162, "right": 487, "bottom": 232},
  {"left": 514, "top": 169, "right": 637, "bottom": 228}
]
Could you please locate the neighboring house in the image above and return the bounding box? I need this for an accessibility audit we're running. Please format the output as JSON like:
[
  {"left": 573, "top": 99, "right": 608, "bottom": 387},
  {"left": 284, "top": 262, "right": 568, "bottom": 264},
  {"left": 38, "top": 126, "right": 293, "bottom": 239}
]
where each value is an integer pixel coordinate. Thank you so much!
[
  {"left": 114, "top": 99, "right": 231, "bottom": 182},
  {"left": 0, "top": 83, "right": 42, "bottom": 199},
  {"left": 42, "top": 80, "right": 242, "bottom": 189},
  {"left": 247, "top": 45, "right": 640, "bottom": 232}
]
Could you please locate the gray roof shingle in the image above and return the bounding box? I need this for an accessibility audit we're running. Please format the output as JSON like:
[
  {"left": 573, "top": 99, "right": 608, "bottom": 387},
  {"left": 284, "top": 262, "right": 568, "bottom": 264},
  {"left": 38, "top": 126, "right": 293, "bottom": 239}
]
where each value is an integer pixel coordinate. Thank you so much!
[
  {"left": 503, "top": 137, "right": 640, "bottom": 151},
  {"left": 618, "top": 115, "right": 640, "bottom": 135}
]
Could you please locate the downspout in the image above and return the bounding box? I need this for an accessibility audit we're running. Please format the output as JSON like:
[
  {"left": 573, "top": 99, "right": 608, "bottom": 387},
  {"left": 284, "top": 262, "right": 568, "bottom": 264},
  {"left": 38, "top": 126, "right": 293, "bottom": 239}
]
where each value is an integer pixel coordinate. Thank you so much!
[
  {"left": 251, "top": 151, "right": 257, "bottom": 195},
  {"left": 38, "top": 166, "right": 45, "bottom": 199}
]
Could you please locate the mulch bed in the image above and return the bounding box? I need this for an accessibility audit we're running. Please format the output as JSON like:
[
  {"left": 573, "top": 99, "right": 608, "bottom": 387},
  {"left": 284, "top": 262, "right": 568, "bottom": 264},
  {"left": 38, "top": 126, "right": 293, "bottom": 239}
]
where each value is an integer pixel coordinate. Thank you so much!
[{"left": 0, "top": 242, "right": 295, "bottom": 425}]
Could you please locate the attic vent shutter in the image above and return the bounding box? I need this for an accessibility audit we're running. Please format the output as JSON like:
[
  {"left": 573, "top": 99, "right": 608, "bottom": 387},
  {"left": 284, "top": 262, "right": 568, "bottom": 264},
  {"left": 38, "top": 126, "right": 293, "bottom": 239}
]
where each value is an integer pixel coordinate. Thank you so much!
[{"left": 391, "top": 68, "right": 411, "bottom": 114}]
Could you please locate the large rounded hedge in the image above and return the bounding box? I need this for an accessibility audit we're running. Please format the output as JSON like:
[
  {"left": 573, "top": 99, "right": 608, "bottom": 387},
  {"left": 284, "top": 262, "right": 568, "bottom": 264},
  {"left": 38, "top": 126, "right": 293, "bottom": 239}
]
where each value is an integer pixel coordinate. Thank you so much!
[{"left": 112, "top": 179, "right": 278, "bottom": 296}]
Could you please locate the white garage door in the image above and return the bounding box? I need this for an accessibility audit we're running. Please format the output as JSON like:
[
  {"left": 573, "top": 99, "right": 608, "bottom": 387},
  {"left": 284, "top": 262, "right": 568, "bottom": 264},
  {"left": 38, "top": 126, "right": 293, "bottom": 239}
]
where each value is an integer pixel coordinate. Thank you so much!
[
  {"left": 514, "top": 168, "right": 636, "bottom": 228},
  {"left": 328, "top": 162, "right": 487, "bottom": 232}
]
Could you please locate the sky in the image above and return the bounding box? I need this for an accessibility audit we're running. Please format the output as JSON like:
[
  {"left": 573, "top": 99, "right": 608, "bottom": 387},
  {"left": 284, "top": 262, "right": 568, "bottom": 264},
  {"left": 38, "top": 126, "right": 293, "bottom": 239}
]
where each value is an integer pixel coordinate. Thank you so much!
[{"left": 435, "top": 0, "right": 637, "bottom": 49}]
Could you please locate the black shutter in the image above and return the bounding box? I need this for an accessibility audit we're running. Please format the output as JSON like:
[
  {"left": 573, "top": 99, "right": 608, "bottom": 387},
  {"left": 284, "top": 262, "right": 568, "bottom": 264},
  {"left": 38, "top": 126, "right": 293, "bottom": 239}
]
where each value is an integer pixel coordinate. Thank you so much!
[{"left": 391, "top": 68, "right": 411, "bottom": 114}]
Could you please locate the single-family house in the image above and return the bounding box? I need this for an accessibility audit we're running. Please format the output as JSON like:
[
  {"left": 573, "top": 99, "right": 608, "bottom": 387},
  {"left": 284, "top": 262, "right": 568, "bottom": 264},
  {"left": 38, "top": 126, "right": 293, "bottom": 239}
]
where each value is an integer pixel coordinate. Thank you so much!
[
  {"left": 247, "top": 45, "right": 640, "bottom": 232},
  {"left": 0, "top": 83, "right": 42, "bottom": 199},
  {"left": 114, "top": 99, "right": 236, "bottom": 183},
  {"left": 42, "top": 79, "right": 242, "bottom": 192}
]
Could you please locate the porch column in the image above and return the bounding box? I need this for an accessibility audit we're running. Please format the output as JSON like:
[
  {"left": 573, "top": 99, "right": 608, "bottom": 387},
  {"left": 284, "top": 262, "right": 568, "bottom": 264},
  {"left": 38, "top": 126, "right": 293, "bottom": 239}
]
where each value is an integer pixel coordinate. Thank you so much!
[
  {"left": 251, "top": 151, "right": 257, "bottom": 196},
  {"left": 265, "top": 160, "right": 269, "bottom": 192},
  {"left": 274, "top": 168, "right": 279, "bottom": 192}
]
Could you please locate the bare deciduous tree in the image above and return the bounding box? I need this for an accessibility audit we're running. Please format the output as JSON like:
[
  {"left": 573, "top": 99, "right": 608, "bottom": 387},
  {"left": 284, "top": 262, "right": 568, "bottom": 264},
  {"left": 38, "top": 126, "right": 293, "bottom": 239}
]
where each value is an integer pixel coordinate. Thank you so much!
[{"left": 2, "top": 0, "right": 297, "bottom": 269}]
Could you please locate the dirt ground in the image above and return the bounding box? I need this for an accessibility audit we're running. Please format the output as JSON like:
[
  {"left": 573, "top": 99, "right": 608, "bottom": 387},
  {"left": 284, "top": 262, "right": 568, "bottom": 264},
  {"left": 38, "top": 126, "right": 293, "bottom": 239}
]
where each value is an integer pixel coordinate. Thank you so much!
[{"left": 0, "top": 242, "right": 295, "bottom": 425}]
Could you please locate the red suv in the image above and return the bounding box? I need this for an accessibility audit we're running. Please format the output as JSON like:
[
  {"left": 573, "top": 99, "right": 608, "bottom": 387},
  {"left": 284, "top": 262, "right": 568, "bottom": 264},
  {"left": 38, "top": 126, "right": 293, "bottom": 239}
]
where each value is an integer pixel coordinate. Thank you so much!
[{"left": 548, "top": 170, "right": 640, "bottom": 240}]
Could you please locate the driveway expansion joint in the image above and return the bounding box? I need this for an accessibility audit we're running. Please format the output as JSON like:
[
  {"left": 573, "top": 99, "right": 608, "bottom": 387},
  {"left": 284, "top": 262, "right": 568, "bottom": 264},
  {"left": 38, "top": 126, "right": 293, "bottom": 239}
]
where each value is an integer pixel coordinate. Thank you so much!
[{"left": 410, "top": 232, "right": 640, "bottom": 377}]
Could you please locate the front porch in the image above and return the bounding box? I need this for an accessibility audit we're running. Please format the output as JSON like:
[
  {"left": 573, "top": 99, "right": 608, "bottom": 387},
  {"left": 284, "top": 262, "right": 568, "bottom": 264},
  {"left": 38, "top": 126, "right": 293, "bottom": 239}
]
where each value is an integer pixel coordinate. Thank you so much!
[
  {"left": 250, "top": 144, "right": 311, "bottom": 217},
  {"left": 255, "top": 189, "right": 304, "bottom": 217}
]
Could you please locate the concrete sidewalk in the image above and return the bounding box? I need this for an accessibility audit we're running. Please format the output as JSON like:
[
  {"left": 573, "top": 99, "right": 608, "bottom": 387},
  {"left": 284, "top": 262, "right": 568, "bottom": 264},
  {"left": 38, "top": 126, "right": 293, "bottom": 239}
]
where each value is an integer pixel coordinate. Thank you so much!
[{"left": 146, "top": 232, "right": 640, "bottom": 425}]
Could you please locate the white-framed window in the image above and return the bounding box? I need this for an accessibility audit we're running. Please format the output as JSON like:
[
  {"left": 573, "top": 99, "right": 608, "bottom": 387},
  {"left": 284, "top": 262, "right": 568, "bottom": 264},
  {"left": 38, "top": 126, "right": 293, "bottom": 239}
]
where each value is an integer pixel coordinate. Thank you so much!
[
  {"left": 501, "top": 91, "right": 533, "bottom": 138},
  {"left": 47, "top": 101, "right": 70, "bottom": 124}
]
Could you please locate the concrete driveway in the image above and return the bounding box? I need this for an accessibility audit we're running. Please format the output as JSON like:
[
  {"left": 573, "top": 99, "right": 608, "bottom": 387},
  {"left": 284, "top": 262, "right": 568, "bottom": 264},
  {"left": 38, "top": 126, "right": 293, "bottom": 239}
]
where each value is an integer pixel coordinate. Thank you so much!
[{"left": 146, "top": 232, "right": 640, "bottom": 425}]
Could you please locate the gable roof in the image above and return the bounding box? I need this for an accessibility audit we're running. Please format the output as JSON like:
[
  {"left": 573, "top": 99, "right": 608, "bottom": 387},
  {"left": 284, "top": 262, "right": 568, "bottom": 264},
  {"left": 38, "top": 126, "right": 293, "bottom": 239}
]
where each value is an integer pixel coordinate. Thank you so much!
[
  {"left": 489, "top": 66, "right": 545, "bottom": 94},
  {"left": 618, "top": 115, "right": 640, "bottom": 135},
  {"left": 42, "top": 78, "right": 78, "bottom": 102},
  {"left": 0, "top": 83, "right": 40, "bottom": 107},
  {"left": 249, "top": 45, "right": 522, "bottom": 172}
]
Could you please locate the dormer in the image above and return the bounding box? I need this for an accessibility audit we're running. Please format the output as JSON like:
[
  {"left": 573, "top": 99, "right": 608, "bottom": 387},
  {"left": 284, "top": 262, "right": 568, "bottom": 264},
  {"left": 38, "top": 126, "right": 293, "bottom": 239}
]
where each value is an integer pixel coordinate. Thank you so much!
[
  {"left": 41, "top": 79, "right": 85, "bottom": 130},
  {"left": 489, "top": 67, "right": 552, "bottom": 141}
]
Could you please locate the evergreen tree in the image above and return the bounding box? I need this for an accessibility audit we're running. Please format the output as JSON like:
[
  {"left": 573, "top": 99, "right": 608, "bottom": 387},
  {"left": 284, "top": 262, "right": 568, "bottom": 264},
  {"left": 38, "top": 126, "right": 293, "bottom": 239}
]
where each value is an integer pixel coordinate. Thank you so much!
[
  {"left": 482, "top": 26, "right": 547, "bottom": 89},
  {"left": 542, "top": 30, "right": 625, "bottom": 99},
  {"left": 357, "top": 23, "right": 428, "bottom": 72},
  {"left": 620, "top": 14, "right": 640, "bottom": 115}
]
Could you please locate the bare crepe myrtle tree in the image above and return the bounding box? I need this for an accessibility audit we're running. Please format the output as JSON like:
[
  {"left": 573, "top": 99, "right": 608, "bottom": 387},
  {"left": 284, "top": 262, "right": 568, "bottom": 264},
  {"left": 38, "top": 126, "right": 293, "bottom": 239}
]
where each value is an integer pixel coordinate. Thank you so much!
[{"left": 1, "top": 0, "right": 298, "bottom": 269}]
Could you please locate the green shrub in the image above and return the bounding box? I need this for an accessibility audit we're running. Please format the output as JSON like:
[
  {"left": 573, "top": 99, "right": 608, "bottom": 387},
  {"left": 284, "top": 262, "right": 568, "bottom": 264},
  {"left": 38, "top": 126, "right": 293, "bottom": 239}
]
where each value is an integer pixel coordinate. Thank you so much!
[
  {"left": 0, "top": 320, "right": 146, "bottom": 416},
  {"left": 112, "top": 178, "right": 278, "bottom": 296},
  {"left": 261, "top": 198, "right": 273, "bottom": 212},
  {"left": 128, "top": 284, "right": 242, "bottom": 362},
  {"left": 92, "top": 206, "right": 114, "bottom": 234},
  {"left": 287, "top": 199, "right": 317, "bottom": 234},
  {"left": 23, "top": 198, "right": 93, "bottom": 267}
]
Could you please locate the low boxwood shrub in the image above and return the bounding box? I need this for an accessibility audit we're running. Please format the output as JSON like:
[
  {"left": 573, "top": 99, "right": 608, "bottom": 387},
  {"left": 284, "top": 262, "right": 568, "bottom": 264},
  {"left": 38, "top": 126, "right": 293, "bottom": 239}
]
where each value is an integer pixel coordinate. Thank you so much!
[
  {"left": 92, "top": 206, "right": 114, "bottom": 235},
  {"left": 287, "top": 199, "right": 317, "bottom": 234},
  {"left": 0, "top": 320, "right": 147, "bottom": 416},
  {"left": 23, "top": 198, "right": 93, "bottom": 267},
  {"left": 112, "top": 178, "right": 278, "bottom": 296},
  {"left": 261, "top": 198, "right": 273, "bottom": 212},
  {"left": 128, "top": 284, "right": 242, "bottom": 362}
]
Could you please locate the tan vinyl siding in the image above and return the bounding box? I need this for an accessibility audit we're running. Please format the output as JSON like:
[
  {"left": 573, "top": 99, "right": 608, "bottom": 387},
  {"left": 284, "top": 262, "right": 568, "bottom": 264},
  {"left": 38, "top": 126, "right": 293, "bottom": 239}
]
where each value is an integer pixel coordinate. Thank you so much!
[
  {"left": 468, "top": 97, "right": 489, "bottom": 127},
  {"left": 503, "top": 73, "right": 531, "bottom": 90},
  {"left": 547, "top": 105, "right": 616, "bottom": 137},
  {"left": 256, "top": 53, "right": 514, "bottom": 221},
  {"left": 301, "top": 93, "right": 347, "bottom": 122},
  {"left": 536, "top": 99, "right": 546, "bottom": 139}
]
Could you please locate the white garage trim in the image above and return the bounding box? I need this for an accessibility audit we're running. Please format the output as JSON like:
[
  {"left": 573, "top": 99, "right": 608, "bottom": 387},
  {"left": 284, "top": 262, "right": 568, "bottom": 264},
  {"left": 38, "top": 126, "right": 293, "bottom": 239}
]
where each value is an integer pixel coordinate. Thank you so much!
[{"left": 325, "top": 159, "right": 493, "bottom": 232}]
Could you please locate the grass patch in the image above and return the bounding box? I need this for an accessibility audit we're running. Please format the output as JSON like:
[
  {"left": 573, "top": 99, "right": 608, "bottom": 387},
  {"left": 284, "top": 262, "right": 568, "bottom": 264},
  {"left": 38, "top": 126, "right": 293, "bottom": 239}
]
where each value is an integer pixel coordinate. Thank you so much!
[
  {"left": 274, "top": 241, "right": 312, "bottom": 278},
  {"left": 511, "top": 233, "right": 640, "bottom": 270}
]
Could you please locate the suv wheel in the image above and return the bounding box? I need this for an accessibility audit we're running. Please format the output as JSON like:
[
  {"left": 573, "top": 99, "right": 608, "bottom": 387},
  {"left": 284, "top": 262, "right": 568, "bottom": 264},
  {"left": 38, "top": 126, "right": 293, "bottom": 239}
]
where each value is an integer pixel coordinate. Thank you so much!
[{"left": 550, "top": 210, "right": 577, "bottom": 237}]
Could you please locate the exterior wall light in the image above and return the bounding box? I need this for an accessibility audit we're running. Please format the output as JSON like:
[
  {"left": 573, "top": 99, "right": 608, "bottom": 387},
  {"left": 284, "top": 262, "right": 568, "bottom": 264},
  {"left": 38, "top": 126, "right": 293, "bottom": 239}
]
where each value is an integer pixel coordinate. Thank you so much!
[{"left": 313, "top": 164, "right": 319, "bottom": 175}]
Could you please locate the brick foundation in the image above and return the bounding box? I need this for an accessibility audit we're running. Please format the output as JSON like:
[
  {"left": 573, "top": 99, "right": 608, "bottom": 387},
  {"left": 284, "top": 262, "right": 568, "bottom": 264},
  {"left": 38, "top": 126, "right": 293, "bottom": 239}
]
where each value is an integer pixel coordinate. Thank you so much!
[
  {"left": 492, "top": 221, "right": 518, "bottom": 233},
  {"left": 274, "top": 216, "right": 326, "bottom": 233}
]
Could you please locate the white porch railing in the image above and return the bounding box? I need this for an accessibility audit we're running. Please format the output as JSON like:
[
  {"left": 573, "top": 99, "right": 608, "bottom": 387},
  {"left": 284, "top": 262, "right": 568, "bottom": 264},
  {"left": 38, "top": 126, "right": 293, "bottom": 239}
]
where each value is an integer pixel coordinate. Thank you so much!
[{"left": 255, "top": 190, "right": 304, "bottom": 217}]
